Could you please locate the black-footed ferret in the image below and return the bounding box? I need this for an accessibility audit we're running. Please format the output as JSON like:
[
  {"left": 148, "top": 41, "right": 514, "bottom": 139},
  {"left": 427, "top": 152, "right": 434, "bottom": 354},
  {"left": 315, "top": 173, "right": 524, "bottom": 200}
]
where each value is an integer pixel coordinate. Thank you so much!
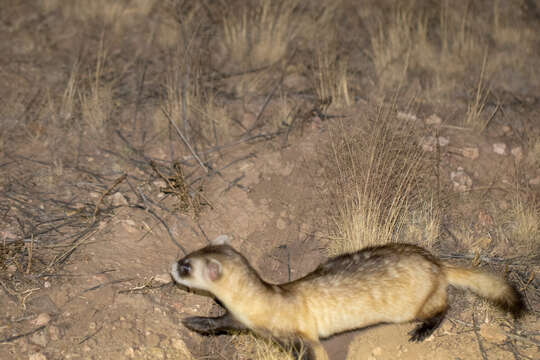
[{"left": 170, "top": 236, "right": 524, "bottom": 360}]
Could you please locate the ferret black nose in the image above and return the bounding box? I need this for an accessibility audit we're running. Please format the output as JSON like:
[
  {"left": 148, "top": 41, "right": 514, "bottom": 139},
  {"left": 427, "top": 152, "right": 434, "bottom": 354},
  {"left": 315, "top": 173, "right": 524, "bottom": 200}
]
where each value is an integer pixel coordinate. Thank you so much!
[{"left": 178, "top": 260, "right": 191, "bottom": 276}]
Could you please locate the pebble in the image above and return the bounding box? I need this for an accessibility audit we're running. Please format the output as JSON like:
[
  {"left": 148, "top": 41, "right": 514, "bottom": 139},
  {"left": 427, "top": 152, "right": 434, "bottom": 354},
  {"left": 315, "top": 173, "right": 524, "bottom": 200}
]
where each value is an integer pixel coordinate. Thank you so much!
[
  {"left": 501, "top": 125, "right": 512, "bottom": 134},
  {"left": 111, "top": 192, "right": 129, "bottom": 206},
  {"left": 148, "top": 347, "right": 164, "bottom": 359},
  {"left": 510, "top": 146, "right": 523, "bottom": 160},
  {"left": 397, "top": 111, "right": 419, "bottom": 121},
  {"left": 154, "top": 273, "right": 172, "bottom": 284},
  {"left": 48, "top": 325, "right": 62, "bottom": 341},
  {"left": 7, "top": 264, "right": 17, "bottom": 274},
  {"left": 276, "top": 218, "right": 287, "bottom": 230},
  {"left": 451, "top": 167, "right": 473, "bottom": 192},
  {"left": 529, "top": 175, "right": 540, "bottom": 186},
  {"left": 493, "top": 142, "right": 507, "bottom": 155},
  {"left": 124, "top": 347, "right": 135, "bottom": 358},
  {"left": 462, "top": 147, "right": 480, "bottom": 159},
  {"left": 146, "top": 333, "right": 160, "bottom": 347},
  {"left": 29, "top": 353, "right": 47, "bottom": 360},
  {"left": 29, "top": 331, "right": 48, "bottom": 347},
  {"left": 420, "top": 136, "right": 449, "bottom": 152},
  {"left": 33, "top": 313, "right": 51, "bottom": 327},
  {"left": 171, "top": 338, "right": 189, "bottom": 352},
  {"left": 425, "top": 114, "right": 442, "bottom": 126}
]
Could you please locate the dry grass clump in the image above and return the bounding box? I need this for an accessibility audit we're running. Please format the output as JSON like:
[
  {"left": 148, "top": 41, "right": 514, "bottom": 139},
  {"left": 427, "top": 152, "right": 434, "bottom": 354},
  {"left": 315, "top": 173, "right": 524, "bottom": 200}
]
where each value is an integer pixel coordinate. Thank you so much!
[
  {"left": 41, "top": 0, "right": 156, "bottom": 32},
  {"left": 218, "top": 0, "right": 301, "bottom": 72},
  {"left": 80, "top": 38, "right": 114, "bottom": 133},
  {"left": 313, "top": 45, "right": 351, "bottom": 110},
  {"left": 366, "top": 4, "right": 430, "bottom": 87},
  {"left": 463, "top": 53, "right": 491, "bottom": 132},
  {"left": 508, "top": 197, "right": 539, "bottom": 252},
  {"left": 363, "top": 0, "right": 535, "bottom": 97},
  {"left": 161, "top": 49, "right": 234, "bottom": 147},
  {"left": 325, "top": 106, "right": 437, "bottom": 255},
  {"left": 232, "top": 333, "right": 297, "bottom": 360}
]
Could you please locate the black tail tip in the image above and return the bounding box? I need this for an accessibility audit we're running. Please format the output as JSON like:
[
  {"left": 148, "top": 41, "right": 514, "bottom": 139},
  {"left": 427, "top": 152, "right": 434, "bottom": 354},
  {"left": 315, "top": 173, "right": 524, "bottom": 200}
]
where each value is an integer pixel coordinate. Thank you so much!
[{"left": 499, "top": 285, "right": 526, "bottom": 319}]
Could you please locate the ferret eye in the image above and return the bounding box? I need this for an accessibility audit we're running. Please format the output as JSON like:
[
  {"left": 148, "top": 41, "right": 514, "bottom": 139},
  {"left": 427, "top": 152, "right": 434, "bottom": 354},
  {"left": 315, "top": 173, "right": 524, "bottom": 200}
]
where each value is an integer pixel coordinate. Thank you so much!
[{"left": 178, "top": 260, "right": 191, "bottom": 276}]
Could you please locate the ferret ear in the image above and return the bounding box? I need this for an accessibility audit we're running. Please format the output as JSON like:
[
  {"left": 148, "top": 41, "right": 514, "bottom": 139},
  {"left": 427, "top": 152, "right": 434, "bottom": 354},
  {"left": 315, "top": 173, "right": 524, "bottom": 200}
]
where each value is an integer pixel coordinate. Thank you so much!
[
  {"left": 211, "top": 235, "right": 230, "bottom": 246},
  {"left": 206, "top": 259, "right": 222, "bottom": 281}
]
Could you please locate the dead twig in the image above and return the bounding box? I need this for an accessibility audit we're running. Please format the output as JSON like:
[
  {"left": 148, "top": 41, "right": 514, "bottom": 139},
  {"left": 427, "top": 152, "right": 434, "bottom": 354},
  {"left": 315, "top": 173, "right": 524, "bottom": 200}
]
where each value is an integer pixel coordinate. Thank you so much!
[
  {"left": 472, "top": 311, "right": 489, "bottom": 360},
  {"left": 0, "top": 325, "right": 46, "bottom": 344},
  {"left": 93, "top": 173, "right": 127, "bottom": 219},
  {"left": 81, "top": 278, "right": 136, "bottom": 293},
  {"left": 44, "top": 225, "right": 99, "bottom": 273},
  {"left": 163, "top": 109, "right": 209, "bottom": 173},
  {"left": 78, "top": 325, "right": 103, "bottom": 345}
]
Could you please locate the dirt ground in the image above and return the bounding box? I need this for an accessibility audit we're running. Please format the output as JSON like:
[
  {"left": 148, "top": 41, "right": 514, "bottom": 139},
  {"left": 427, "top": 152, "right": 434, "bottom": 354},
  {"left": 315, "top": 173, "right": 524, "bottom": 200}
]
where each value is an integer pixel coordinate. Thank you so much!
[{"left": 1, "top": 1, "right": 539, "bottom": 360}]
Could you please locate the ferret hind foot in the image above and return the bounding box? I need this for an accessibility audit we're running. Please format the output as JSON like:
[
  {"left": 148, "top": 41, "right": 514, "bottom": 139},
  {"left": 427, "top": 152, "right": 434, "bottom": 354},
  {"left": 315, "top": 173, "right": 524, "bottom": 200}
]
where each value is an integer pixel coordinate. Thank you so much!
[
  {"left": 408, "top": 311, "right": 446, "bottom": 342},
  {"left": 182, "top": 312, "right": 246, "bottom": 336},
  {"left": 182, "top": 316, "right": 222, "bottom": 335}
]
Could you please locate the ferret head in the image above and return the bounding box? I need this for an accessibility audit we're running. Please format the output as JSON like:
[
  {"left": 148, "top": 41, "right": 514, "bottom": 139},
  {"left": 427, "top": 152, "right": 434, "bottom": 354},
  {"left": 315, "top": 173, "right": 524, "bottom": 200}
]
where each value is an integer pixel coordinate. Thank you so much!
[{"left": 170, "top": 235, "right": 252, "bottom": 294}]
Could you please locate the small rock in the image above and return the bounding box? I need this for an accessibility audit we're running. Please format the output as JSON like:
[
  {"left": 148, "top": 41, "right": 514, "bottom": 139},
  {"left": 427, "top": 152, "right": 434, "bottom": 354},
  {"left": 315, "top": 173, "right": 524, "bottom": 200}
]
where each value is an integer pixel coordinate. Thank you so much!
[
  {"left": 479, "top": 323, "right": 507, "bottom": 344},
  {"left": 529, "top": 175, "right": 540, "bottom": 186},
  {"left": 124, "top": 347, "right": 135, "bottom": 358},
  {"left": 111, "top": 192, "right": 128, "bottom": 206},
  {"left": 33, "top": 313, "right": 51, "bottom": 327},
  {"left": 29, "top": 353, "right": 47, "bottom": 360},
  {"left": 154, "top": 273, "right": 172, "bottom": 284},
  {"left": 450, "top": 167, "right": 472, "bottom": 192},
  {"left": 122, "top": 220, "right": 139, "bottom": 233},
  {"left": 493, "top": 142, "right": 507, "bottom": 155},
  {"left": 276, "top": 218, "right": 287, "bottom": 230},
  {"left": 501, "top": 125, "right": 512, "bottom": 134},
  {"left": 89, "top": 192, "right": 101, "bottom": 199},
  {"left": 420, "top": 136, "right": 449, "bottom": 152},
  {"left": 510, "top": 146, "right": 523, "bottom": 161},
  {"left": 440, "top": 320, "right": 454, "bottom": 335},
  {"left": 425, "top": 114, "right": 442, "bottom": 126},
  {"left": 171, "top": 338, "right": 189, "bottom": 352},
  {"left": 48, "top": 325, "right": 62, "bottom": 341},
  {"left": 462, "top": 147, "right": 480, "bottom": 159},
  {"left": 148, "top": 347, "right": 164, "bottom": 359},
  {"left": 44, "top": 281, "right": 51, "bottom": 288},
  {"left": 146, "top": 333, "right": 160, "bottom": 347},
  {"left": 153, "top": 180, "right": 167, "bottom": 188},
  {"left": 397, "top": 111, "right": 419, "bottom": 122},
  {"left": 29, "top": 331, "right": 48, "bottom": 347},
  {"left": 372, "top": 347, "right": 383, "bottom": 356},
  {"left": 7, "top": 264, "right": 17, "bottom": 274},
  {"left": 283, "top": 74, "right": 310, "bottom": 91}
]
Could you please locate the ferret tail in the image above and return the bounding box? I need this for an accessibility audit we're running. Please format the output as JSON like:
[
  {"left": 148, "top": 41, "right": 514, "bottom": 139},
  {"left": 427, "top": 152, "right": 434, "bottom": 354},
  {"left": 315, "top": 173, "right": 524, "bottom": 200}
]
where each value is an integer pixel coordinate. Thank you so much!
[{"left": 443, "top": 264, "right": 525, "bottom": 318}]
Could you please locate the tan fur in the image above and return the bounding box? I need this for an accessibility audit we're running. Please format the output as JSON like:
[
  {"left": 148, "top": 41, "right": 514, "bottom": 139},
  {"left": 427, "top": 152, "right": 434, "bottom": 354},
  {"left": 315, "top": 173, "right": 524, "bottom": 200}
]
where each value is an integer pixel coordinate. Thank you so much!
[{"left": 171, "top": 242, "right": 523, "bottom": 360}]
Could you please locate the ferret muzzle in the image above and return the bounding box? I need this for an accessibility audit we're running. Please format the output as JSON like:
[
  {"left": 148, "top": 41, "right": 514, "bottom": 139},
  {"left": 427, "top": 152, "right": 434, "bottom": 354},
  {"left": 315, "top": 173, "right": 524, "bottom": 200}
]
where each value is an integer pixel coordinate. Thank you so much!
[{"left": 177, "top": 259, "right": 191, "bottom": 277}]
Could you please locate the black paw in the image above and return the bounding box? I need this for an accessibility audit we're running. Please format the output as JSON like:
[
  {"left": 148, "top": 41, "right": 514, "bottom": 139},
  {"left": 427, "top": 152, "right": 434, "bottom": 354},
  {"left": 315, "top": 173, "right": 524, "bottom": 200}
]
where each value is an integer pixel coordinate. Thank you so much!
[
  {"left": 182, "top": 316, "right": 217, "bottom": 335},
  {"left": 408, "top": 324, "right": 432, "bottom": 342}
]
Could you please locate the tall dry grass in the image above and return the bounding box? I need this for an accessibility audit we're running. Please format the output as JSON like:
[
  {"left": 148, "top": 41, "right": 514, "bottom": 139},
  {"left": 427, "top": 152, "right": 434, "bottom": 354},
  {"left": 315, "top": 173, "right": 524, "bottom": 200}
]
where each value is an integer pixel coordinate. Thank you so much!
[
  {"left": 313, "top": 45, "right": 351, "bottom": 110},
  {"left": 80, "top": 35, "right": 114, "bottom": 133},
  {"left": 325, "top": 105, "right": 438, "bottom": 255}
]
